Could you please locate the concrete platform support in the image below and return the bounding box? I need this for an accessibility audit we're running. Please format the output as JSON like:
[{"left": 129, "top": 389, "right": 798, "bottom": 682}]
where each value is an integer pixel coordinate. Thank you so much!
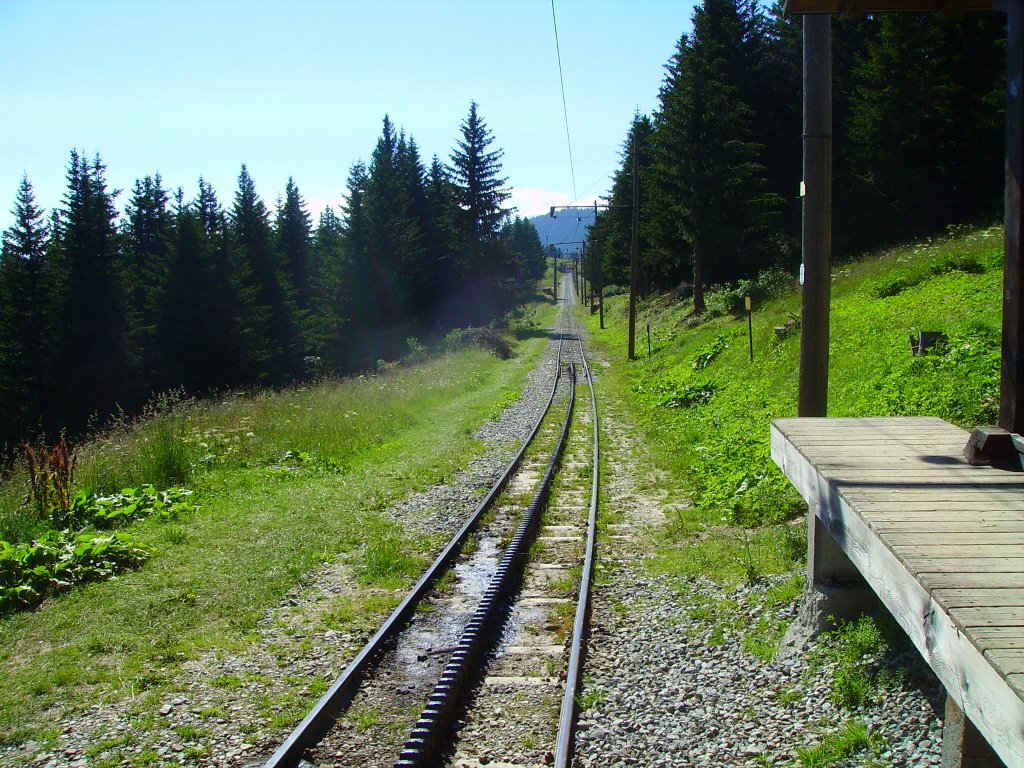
[
  {"left": 785, "top": 509, "right": 879, "bottom": 646},
  {"left": 942, "top": 696, "right": 1006, "bottom": 768}
]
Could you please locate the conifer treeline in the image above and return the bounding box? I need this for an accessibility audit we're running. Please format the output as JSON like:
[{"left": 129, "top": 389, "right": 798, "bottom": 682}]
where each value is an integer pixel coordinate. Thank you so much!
[
  {"left": 0, "top": 102, "right": 547, "bottom": 448},
  {"left": 590, "top": 2, "right": 1005, "bottom": 305}
]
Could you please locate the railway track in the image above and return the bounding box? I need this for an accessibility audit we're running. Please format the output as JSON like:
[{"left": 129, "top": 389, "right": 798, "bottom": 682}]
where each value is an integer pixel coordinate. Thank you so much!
[{"left": 262, "top": 275, "right": 598, "bottom": 768}]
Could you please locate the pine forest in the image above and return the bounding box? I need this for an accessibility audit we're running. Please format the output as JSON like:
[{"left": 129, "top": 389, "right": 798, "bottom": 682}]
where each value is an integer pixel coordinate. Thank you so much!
[{"left": 0, "top": 102, "right": 547, "bottom": 449}]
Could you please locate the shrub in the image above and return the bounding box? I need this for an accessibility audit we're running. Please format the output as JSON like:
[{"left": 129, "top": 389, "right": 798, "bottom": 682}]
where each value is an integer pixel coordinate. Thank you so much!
[
  {"left": 602, "top": 284, "right": 628, "bottom": 298},
  {"left": 445, "top": 327, "right": 514, "bottom": 359}
]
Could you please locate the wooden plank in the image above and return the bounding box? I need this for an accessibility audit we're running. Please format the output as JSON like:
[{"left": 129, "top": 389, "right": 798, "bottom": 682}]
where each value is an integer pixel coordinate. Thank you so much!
[
  {"left": 864, "top": 514, "right": 1024, "bottom": 528},
  {"left": 933, "top": 589, "right": 1024, "bottom": 608},
  {"left": 833, "top": 473, "right": 1024, "bottom": 484},
  {"left": 824, "top": 467, "right": 1024, "bottom": 478},
  {"left": 908, "top": 558, "right": 1024, "bottom": 572},
  {"left": 888, "top": 536, "right": 1024, "bottom": 548},
  {"left": 920, "top": 572, "right": 1024, "bottom": 590},
  {"left": 1011, "top": 674, "right": 1024, "bottom": 700},
  {"left": 837, "top": 489, "right": 1024, "bottom": 502},
  {"left": 898, "top": 544, "right": 1024, "bottom": 558},
  {"left": 879, "top": 523, "right": 1024, "bottom": 536},
  {"left": 777, "top": 423, "right": 960, "bottom": 432},
  {"left": 951, "top": 606, "right": 1024, "bottom": 628},
  {"left": 964, "top": 626, "right": 1024, "bottom": 646},
  {"left": 858, "top": 501, "right": 1024, "bottom": 511},
  {"left": 988, "top": 649, "right": 1024, "bottom": 676}
]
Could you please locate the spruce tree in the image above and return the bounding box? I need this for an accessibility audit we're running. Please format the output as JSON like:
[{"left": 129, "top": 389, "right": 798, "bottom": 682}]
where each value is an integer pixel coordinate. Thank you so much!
[
  {"left": 0, "top": 176, "right": 49, "bottom": 446},
  {"left": 309, "top": 206, "right": 350, "bottom": 372},
  {"left": 394, "top": 134, "right": 435, "bottom": 318},
  {"left": 653, "top": 0, "right": 780, "bottom": 313},
  {"left": 424, "top": 155, "right": 460, "bottom": 296},
  {"left": 448, "top": 102, "right": 516, "bottom": 319},
  {"left": 844, "top": 12, "right": 1004, "bottom": 244},
  {"left": 361, "top": 116, "right": 422, "bottom": 335},
  {"left": 451, "top": 101, "right": 510, "bottom": 242},
  {"left": 45, "top": 151, "right": 130, "bottom": 432},
  {"left": 342, "top": 160, "right": 373, "bottom": 366},
  {"left": 124, "top": 174, "right": 173, "bottom": 393},
  {"left": 155, "top": 182, "right": 237, "bottom": 392},
  {"left": 274, "top": 178, "right": 314, "bottom": 326},
  {"left": 229, "top": 165, "right": 302, "bottom": 383}
]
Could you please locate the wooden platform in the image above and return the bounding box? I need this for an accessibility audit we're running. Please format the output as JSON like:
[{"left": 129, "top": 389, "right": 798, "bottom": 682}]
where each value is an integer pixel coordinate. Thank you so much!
[{"left": 771, "top": 416, "right": 1024, "bottom": 768}]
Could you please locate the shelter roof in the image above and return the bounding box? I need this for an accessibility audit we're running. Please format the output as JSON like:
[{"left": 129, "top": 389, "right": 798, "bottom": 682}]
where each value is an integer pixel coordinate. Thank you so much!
[{"left": 785, "top": 0, "right": 995, "bottom": 18}]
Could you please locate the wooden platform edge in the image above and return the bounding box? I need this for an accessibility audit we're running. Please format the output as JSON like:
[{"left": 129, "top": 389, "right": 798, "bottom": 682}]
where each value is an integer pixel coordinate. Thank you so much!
[{"left": 770, "top": 419, "right": 1024, "bottom": 768}]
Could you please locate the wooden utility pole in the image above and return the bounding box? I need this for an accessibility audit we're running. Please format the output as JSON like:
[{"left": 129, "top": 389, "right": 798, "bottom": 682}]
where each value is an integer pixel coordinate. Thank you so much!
[
  {"left": 1003, "top": 3, "right": 1024, "bottom": 433},
  {"left": 628, "top": 133, "right": 640, "bottom": 361},
  {"left": 595, "top": 202, "right": 604, "bottom": 329},
  {"left": 553, "top": 251, "right": 558, "bottom": 303},
  {"left": 798, "top": 14, "right": 832, "bottom": 417}
]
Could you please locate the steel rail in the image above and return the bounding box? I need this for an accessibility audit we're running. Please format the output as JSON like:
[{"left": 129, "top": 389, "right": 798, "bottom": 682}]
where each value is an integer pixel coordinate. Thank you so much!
[
  {"left": 394, "top": 361, "right": 577, "bottom": 768},
  {"left": 263, "top": 326, "right": 569, "bottom": 768},
  {"left": 554, "top": 290, "right": 600, "bottom": 768}
]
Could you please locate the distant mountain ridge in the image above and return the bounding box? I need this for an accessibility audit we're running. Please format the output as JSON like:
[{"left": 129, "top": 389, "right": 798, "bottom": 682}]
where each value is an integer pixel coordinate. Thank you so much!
[{"left": 527, "top": 211, "right": 598, "bottom": 254}]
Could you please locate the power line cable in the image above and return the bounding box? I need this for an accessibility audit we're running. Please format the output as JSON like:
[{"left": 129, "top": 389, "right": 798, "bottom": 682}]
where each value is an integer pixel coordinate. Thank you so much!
[{"left": 550, "top": 0, "right": 577, "bottom": 202}]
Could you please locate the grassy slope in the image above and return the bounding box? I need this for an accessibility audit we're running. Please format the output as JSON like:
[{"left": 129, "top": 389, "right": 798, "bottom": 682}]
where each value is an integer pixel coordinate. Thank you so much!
[
  {"left": 585, "top": 225, "right": 1003, "bottom": 581},
  {"left": 0, "top": 302, "right": 555, "bottom": 744}
]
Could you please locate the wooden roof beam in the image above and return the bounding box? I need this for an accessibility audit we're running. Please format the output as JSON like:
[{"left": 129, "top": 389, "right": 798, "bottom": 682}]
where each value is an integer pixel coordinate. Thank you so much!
[{"left": 784, "top": 0, "right": 997, "bottom": 16}]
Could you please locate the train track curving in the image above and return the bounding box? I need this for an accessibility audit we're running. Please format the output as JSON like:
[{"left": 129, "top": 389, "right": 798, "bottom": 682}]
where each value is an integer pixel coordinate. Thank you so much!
[{"left": 261, "top": 274, "right": 599, "bottom": 768}]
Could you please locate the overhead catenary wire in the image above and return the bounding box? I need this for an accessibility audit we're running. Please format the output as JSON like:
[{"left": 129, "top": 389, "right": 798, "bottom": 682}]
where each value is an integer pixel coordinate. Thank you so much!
[{"left": 550, "top": 0, "right": 577, "bottom": 202}]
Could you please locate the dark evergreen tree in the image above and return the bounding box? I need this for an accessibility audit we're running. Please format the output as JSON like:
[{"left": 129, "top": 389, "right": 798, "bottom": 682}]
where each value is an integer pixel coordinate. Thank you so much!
[
  {"left": 308, "top": 206, "right": 350, "bottom": 371},
  {"left": 124, "top": 173, "right": 173, "bottom": 393},
  {"left": 504, "top": 217, "right": 547, "bottom": 281},
  {"left": 449, "top": 101, "right": 511, "bottom": 281},
  {"left": 424, "top": 155, "right": 460, "bottom": 296},
  {"left": 447, "top": 101, "right": 518, "bottom": 319},
  {"left": 44, "top": 151, "right": 130, "bottom": 433},
  {"left": 595, "top": 115, "right": 657, "bottom": 291},
  {"left": 229, "top": 165, "right": 303, "bottom": 383},
  {"left": 155, "top": 181, "right": 238, "bottom": 392},
  {"left": 653, "top": 0, "right": 781, "bottom": 313},
  {"left": 341, "top": 160, "right": 373, "bottom": 366},
  {"left": 274, "top": 177, "right": 314, "bottom": 336},
  {"left": 843, "top": 12, "right": 1004, "bottom": 245},
  {"left": 394, "top": 134, "right": 436, "bottom": 318},
  {"left": 352, "top": 117, "right": 426, "bottom": 362},
  {"left": 749, "top": 2, "right": 803, "bottom": 255},
  {"left": 0, "top": 176, "right": 49, "bottom": 446}
]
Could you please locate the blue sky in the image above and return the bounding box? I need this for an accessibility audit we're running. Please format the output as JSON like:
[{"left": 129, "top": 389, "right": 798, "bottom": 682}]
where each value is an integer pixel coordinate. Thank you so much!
[{"left": 0, "top": 0, "right": 696, "bottom": 232}]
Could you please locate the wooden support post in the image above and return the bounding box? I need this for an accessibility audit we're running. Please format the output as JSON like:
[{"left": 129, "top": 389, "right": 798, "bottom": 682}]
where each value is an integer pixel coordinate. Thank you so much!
[
  {"left": 941, "top": 696, "right": 1005, "bottom": 768},
  {"left": 798, "top": 14, "right": 832, "bottom": 417},
  {"left": 1003, "top": 3, "right": 1024, "bottom": 434}
]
